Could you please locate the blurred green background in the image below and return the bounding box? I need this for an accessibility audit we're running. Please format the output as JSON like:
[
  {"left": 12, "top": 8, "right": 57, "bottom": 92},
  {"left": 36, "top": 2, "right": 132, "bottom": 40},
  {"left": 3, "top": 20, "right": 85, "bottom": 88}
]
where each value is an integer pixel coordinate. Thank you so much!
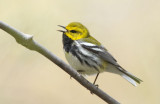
[{"left": 0, "top": 0, "right": 160, "bottom": 104}]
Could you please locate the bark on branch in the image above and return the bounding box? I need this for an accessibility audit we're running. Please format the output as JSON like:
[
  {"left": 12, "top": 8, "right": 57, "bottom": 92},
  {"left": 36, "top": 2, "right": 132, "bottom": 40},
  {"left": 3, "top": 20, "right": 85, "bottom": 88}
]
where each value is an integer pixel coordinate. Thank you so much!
[{"left": 0, "top": 21, "right": 120, "bottom": 104}]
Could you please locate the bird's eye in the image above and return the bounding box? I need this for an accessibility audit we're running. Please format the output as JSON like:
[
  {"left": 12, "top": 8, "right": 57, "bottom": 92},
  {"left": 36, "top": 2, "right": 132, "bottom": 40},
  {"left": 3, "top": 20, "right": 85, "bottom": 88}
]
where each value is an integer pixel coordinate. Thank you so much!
[{"left": 70, "top": 30, "right": 77, "bottom": 33}]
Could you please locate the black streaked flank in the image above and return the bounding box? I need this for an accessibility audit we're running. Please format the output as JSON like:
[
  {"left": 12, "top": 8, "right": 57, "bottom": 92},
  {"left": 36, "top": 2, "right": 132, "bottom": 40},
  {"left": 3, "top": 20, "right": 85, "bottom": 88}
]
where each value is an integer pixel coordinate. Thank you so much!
[
  {"left": 84, "top": 60, "right": 91, "bottom": 67},
  {"left": 70, "top": 45, "right": 83, "bottom": 64}
]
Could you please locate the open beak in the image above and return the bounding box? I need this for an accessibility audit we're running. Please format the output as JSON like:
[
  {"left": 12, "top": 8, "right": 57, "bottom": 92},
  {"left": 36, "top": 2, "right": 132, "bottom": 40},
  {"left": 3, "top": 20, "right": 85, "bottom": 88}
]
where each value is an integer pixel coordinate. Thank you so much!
[{"left": 57, "top": 25, "right": 67, "bottom": 33}]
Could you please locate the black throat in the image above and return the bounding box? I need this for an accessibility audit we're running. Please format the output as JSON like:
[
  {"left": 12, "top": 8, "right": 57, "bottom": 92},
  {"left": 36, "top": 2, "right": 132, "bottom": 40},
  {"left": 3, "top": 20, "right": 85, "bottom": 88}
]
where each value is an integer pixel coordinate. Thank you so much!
[{"left": 63, "top": 34, "right": 73, "bottom": 53}]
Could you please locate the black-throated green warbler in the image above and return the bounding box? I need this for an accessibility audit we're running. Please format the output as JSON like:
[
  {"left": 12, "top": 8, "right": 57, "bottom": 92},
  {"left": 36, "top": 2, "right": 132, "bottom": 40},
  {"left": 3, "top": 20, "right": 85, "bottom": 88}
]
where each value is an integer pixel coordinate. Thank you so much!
[{"left": 58, "top": 22, "right": 142, "bottom": 86}]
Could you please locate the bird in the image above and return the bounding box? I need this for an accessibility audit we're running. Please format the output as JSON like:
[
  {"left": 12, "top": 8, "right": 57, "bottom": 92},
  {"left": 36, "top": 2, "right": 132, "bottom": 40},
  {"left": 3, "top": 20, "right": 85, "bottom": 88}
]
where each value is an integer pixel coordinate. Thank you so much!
[{"left": 58, "top": 22, "right": 142, "bottom": 86}]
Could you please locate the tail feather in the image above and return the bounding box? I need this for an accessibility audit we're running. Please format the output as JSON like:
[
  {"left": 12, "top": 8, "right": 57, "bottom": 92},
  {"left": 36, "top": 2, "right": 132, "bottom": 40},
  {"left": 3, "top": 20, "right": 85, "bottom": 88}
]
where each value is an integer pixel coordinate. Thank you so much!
[
  {"left": 105, "top": 64, "right": 142, "bottom": 86},
  {"left": 122, "top": 73, "right": 137, "bottom": 86},
  {"left": 119, "top": 67, "right": 143, "bottom": 86}
]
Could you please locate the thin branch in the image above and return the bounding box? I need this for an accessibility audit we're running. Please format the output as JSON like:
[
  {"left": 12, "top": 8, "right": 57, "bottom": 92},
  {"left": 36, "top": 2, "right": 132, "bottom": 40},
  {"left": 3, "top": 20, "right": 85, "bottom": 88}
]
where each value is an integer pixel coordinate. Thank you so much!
[{"left": 0, "top": 21, "right": 120, "bottom": 104}]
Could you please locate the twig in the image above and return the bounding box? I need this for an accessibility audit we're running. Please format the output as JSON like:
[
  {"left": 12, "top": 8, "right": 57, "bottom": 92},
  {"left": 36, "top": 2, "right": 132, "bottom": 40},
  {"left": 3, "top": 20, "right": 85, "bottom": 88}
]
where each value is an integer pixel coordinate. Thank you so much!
[{"left": 0, "top": 21, "right": 120, "bottom": 104}]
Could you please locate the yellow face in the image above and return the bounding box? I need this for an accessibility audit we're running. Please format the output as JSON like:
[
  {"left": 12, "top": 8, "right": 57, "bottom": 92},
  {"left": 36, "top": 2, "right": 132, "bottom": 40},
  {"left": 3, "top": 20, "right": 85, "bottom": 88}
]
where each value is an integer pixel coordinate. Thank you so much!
[{"left": 65, "top": 22, "right": 90, "bottom": 40}]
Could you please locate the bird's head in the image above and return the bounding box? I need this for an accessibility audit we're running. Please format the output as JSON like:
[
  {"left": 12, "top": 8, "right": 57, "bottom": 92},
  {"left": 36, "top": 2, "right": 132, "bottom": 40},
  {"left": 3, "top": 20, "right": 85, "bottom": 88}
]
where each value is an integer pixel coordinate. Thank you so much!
[{"left": 58, "top": 22, "right": 90, "bottom": 40}]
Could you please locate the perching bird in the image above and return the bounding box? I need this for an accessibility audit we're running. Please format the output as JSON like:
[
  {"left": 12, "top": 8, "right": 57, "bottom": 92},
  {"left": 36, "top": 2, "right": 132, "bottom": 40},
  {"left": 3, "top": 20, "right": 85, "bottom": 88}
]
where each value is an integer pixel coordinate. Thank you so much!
[{"left": 58, "top": 22, "right": 142, "bottom": 86}]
